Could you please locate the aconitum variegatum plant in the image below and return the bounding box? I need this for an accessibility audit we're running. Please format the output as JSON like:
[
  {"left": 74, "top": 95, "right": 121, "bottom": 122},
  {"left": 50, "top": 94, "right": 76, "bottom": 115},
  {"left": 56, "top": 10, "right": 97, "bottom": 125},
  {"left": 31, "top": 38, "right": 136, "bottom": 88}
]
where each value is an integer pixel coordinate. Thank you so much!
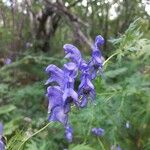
[{"left": 45, "top": 35, "right": 105, "bottom": 142}]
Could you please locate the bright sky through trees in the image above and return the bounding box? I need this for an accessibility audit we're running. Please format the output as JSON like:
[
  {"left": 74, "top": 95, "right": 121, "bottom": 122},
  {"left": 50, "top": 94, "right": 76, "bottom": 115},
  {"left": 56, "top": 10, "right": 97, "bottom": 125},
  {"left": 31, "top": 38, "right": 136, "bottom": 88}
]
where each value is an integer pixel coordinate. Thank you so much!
[{"left": 2, "top": 0, "right": 150, "bottom": 17}]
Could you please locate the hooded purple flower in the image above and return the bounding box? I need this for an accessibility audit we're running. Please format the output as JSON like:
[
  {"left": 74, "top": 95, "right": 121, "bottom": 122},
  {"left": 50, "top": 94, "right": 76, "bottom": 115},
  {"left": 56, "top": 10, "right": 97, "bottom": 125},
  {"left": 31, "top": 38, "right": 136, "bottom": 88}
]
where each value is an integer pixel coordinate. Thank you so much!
[
  {"left": 46, "top": 86, "right": 68, "bottom": 125},
  {"left": 63, "top": 62, "right": 78, "bottom": 90},
  {"left": 65, "top": 125, "right": 73, "bottom": 143},
  {"left": 0, "top": 123, "right": 5, "bottom": 150},
  {"left": 45, "top": 64, "right": 64, "bottom": 88},
  {"left": 63, "top": 62, "right": 78, "bottom": 79},
  {"left": 91, "top": 127, "right": 104, "bottom": 136},
  {"left": 63, "top": 44, "right": 82, "bottom": 67},
  {"left": 95, "top": 35, "right": 105, "bottom": 46},
  {"left": 79, "top": 60, "right": 89, "bottom": 75},
  {"left": 63, "top": 88, "right": 78, "bottom": 113},
  {"left": 63, "top": 77, "right": 78, "bottom": 113},
  {"left": 48, "top": 106, "right": 68, "bottom": 125},
  {"left": 78, "top": 66, "right": 95, "bottom": 107},
  {"left": 46, "top": 86, "right": 63, "bottom": 113},
  {"left": 89, "top": 35, "right": 104, "bottom": 79},
  {"left": 63, "top": 62, "right": 79, "bottom": 113}
]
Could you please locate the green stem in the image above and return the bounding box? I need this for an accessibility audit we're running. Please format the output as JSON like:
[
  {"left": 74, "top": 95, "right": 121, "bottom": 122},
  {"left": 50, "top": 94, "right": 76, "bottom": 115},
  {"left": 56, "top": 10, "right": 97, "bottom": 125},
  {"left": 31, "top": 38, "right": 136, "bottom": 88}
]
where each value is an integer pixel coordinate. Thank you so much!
[
  {"left": 97, "top": 137, "right": 106, "bottom": 150},
  {"left": 18, "top": 122, "right": 51, "bottom": 150},
  {"left": 103, "top": 52, "right": 119, "bottom": 66}
]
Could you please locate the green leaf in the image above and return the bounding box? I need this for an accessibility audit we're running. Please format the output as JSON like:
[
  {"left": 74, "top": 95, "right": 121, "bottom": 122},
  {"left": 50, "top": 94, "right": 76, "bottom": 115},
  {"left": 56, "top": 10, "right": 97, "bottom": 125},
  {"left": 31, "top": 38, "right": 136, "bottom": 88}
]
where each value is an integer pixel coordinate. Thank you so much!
[
  {"left": 4, "top": 117, "right": 22, "bottom": 135},
  {"left": 70, "top": 144, "right": 95, "bottom": 150},
  {"left": 0, "top": 105, "right": 16, "bottom": 115}
]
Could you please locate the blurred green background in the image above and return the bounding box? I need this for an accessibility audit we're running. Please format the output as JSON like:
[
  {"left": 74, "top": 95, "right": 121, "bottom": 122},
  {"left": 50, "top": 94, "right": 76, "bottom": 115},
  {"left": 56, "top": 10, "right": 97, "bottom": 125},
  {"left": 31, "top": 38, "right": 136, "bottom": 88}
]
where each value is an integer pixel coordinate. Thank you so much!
[{"left": 0, "top": 0, "right": 150, "bottom": 150}]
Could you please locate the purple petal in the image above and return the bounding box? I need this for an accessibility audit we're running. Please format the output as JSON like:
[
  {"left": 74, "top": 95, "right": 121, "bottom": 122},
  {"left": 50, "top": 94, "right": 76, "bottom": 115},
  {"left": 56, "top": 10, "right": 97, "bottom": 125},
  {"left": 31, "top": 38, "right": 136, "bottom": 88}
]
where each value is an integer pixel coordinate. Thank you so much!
[
  {"left": 89, "top": 35, "right": 104, "bottom": 79},
  {"left": 93, "top": 54, "right": 103, "bottom": 64},
  {"left": 78, "top": 77, "right": 94, "bottom": 94},
  {"left": 63, "top": 44, "right": 81, "bottom": 58},
  {"left": 64, "top": 62, "right": 78, "bottom": 78},
  {"left": 0, "top": 141, "right": 5, "bottom": 150},
  {"left": 45, "top": 64, "right": 63, "bottom": 74},
  {"left": 63, "top": 44, "right": 82, "bottom": 65},
  {"left": 65, "top": 125, "right": 73, "bottom": 143},
  {"left": 49, "top": 106, "right": 68, "bottom": 125},
  {"left": 88, "top": 49, "right": 103, "bottom": 79},
  {"left": 86, "top": 78, "right": 94, "bottom": 90},
  {"left": 0, "top": 123, "right": 3, "bottom": 136},
  {"left": 64, "top": 62, "right": 77, "bottom": 71},
  {"left": 0, "top": 123, "right": 5, "bottom": 150},
  {"left": 45, "top": 65, "right": 64, "bottom": 87},
  {"left": 78, "top": 77, "right": 86, "bottom": 90},
  {"left": 91, "top": 128, "right": 104, "bottom": 136},
  {"left": 63, "top": 77, "right": 74, "bottom": 90},
  {"left": 95, "top": 35, "right": 104, "bottom": 47},
  {"left": 78, "top": 75, "right": 95, "bottom": 107},
  {"left": 64, "top": 103, "right": 71, "bottom": 114},
  {"left": 63, "top": 88, "right": 78, "bottom": 106},
  {"left": 90, "top": 89, "right": 96, "bottom": 100},
  {"left": 47, "top": 86, "right": 63, "bottom": 112},
  {"left": 80, "top": 96, "right": 88, "bottom": 108},
  {"left": 45, "top": 78, "right": 55, "bottom": 85},
  {"left": 91, "top": 48, "right": 103, "bottom": 65},
  {"left": 90, "top": 67, "right": 96, "bottom": 80}
]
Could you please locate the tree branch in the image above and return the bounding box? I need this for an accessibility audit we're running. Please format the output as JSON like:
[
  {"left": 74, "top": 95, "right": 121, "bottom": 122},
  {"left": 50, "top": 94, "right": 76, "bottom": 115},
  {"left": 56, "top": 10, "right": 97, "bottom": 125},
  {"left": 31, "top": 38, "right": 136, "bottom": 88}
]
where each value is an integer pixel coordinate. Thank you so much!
[{"left": 44, "top": 0, "right": 92, "bottom": 48}]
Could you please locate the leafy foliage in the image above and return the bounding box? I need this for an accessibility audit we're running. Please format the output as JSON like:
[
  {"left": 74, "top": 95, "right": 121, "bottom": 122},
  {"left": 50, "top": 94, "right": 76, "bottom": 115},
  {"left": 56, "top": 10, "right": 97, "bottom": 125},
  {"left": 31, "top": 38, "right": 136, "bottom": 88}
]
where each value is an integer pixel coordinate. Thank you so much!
[{"left": 0, "top": 18, "right": 150, "bottom": 150}]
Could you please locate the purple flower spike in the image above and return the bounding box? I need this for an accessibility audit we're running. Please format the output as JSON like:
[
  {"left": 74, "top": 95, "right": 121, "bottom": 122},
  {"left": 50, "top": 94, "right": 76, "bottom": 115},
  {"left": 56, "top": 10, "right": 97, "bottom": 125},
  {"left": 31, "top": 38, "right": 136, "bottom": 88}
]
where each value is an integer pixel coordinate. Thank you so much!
[
  {"left": 65, "top": 125, "right": 73, "bottom": 143},
  {"left": 91, "top": 128, "right": 104, "bottom": 136},
  {"left": 63, "top": 44, "right": 82, "bottom": 66},
  {"left": 45, "top": 64, "right": 64, "bottom": 87},
  {"left": 45, "top": 35, "right": 105, "bottom": 142},
  {"left": 0, "top": 123, "right": 5, "bottom": 150},
  {"left": 48, "top": 106, "right": 68, "bottom": 125}
]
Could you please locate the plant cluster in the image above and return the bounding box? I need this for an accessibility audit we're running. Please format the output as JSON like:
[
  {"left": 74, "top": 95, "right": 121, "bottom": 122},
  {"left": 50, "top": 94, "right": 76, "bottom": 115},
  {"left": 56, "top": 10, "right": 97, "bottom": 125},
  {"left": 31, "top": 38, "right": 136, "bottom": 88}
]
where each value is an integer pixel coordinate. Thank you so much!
[{"left": 45, "top": 35, "right": 105, "bottom": 142}]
